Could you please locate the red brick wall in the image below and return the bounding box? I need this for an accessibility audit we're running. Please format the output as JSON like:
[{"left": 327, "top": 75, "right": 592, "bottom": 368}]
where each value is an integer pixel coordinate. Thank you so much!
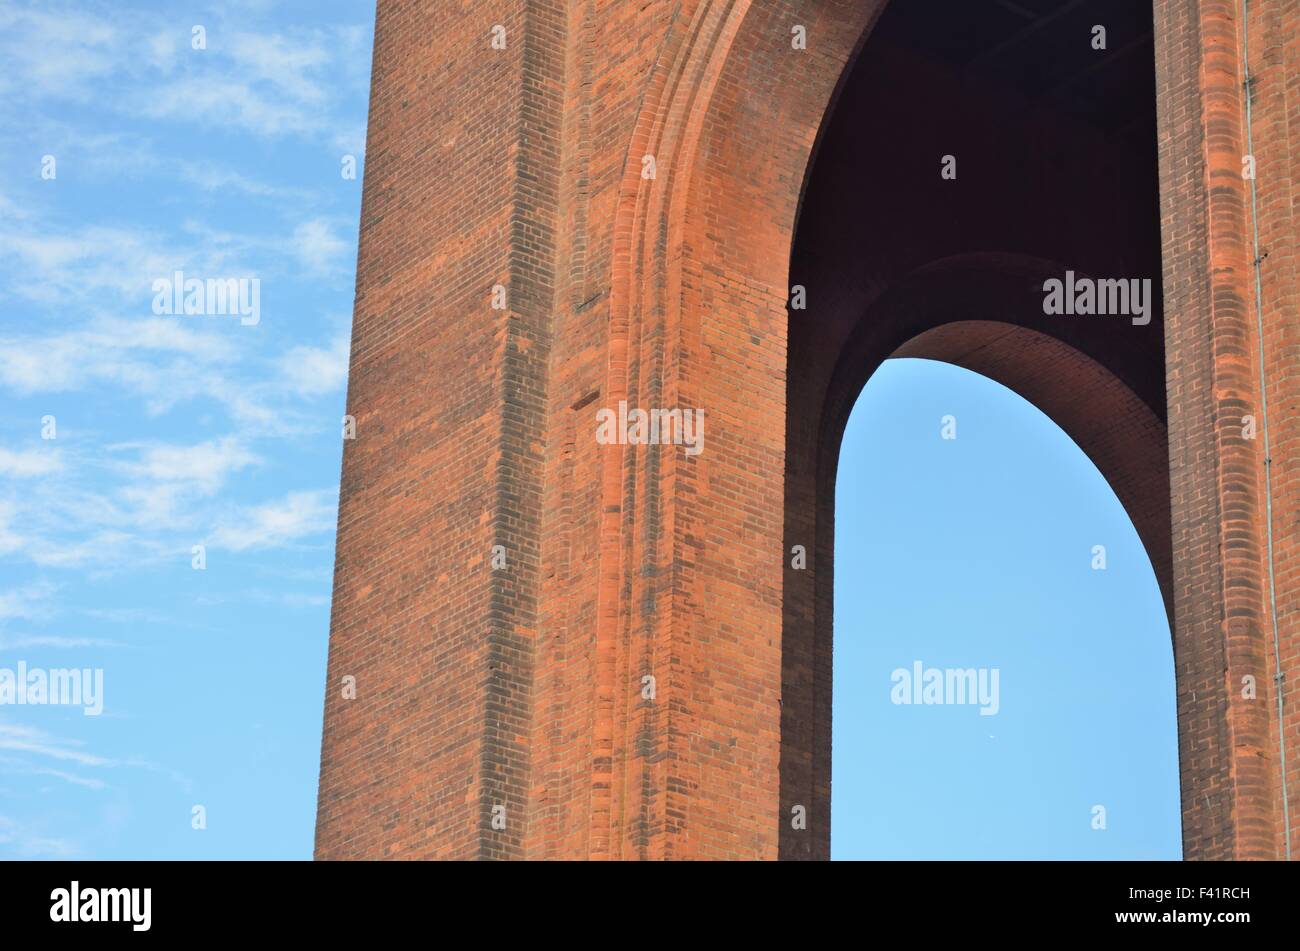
[
  {"left": 1241, "top": 0, "right": 1300, "bottom": 860},
  {"left": 1155, "top": 0, "right": 1294, "bottom": 859},
  {"left": 316, "top": 0, "right": 1299, "bottom": 860},
  {"left": 314, "top": 0, "right": 563, "bottom": 859}
]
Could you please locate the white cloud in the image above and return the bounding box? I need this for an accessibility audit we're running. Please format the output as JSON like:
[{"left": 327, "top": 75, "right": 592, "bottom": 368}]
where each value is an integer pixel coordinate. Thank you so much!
[
  {"left": 0, "top": 814, "right": 78, "bottom": 858},
  {"left": 229, "top": 32, "right": 330, "bottom": 103},
  {"left": 145, "top": 29, "right": 180, "bottom": 73},
  {"left": 105, "top": 437, "right": 261, "bottom": 531},
  {"left": 0, "top": 448, "right": 62, "bottom": 478},
  {"left": 129, "top": 28, "right": 354, "bottom": 139},
  {"left": 281, "top": 334, "right": 350, "bottom": 397},
  {"left": 0, "top": 580, "right": 56, "bottom": 620},
  {"left": 0, "top": 429, "right": 336, "bottom": 569},
  {"left": 0, "top": 8, "right": 120, "bottom": 100},
  {"left": 0, "top": 481, "right": 154, "bottom": 569},
  {"left": 0, "top": 635, "right": 124, "bottom": 650},
  {"left": 0, "top": 225, "right": 185, "bottom": 304},
  {"left": 210, "top": 489, "right": 337, "bottom": 551},
  {"left": 0, "top": 501, "right": 23, "bottom": 555},
  {"left": 79, "top": 607, "right": 165, "bottom": 624},
  {"left": 0, "top": 191, "right": 29, "bottom": 222},
  {"left": 28, "top": 531, "right": 136, "bottom": 569},
  {"left": 0, "top": 7, "right": 366, "bottom": 144},
  {"left": 0, "top": 724, "right": 110, "bottom": 767},
  {"left": 0, "top": 722, "right": 189, "bottom": 789},
  {"left": 0, "top": 215, "right": 286, "bottom": 312},
  {"left": 120, "top": 437, "right": 259, "bottom": 495},
  {"left": 139, "top": 78, "right": 323, "bottom": 137},
  {"left": 11, "top": 118, "right": 311, "bottom": 203},
  {"left": 0, "top": 317, "right": 246, "bottom": 417},
  {"left": 29, "top": 767, "right": 107, "bottom": 790},
  {"left": 293, "top": 218, "right": 349, "bottom": 275},
  {"left": 177, "top": 161, "right": 307, "bottom": 200}
]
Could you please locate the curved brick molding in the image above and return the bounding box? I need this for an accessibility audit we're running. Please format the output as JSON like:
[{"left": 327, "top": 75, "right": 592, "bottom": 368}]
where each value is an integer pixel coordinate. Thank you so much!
[{"left": 316, "top": 0, "right": 1298, "bottom": 860}]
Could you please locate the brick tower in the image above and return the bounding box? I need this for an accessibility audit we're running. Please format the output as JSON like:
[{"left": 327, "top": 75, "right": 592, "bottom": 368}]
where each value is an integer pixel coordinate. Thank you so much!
[{"left": 315, "top": 0, "right": 1299, "bottom": 860}]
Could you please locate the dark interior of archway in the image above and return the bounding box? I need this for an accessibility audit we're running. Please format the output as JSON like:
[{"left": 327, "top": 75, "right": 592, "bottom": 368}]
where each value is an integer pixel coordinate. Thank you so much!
[
  {"left": 789, "top": 0, "right": 1164, "bottom": 420},
  {"left": 779, "top": 0, "right": 1167, "bottom": 860}
]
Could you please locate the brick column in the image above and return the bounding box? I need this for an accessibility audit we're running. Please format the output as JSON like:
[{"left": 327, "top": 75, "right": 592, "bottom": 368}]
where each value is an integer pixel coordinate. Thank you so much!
[{"left": 1155, "top": 0, "right": 1290, "bottom": 859}]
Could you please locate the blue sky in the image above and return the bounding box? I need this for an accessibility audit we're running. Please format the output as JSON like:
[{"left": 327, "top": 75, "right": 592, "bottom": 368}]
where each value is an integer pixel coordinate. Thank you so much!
[
  {"left": 833, "top": 360, "right": 1180, "bottom": 859},
  {"left": 0, "top": 1, "right": 1179, "bottom": 861},
  {"left": 0, "top": 0, "right": 371, "bottom": 859}
]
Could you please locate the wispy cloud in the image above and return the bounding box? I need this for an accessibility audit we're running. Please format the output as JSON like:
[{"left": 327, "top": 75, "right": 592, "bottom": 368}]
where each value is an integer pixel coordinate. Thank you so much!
[
  {"left": 0, "top": 430, "right": 334, "bottom": 571},
  {"left": 0, "top": 447, "right": 62, "bottom": 478},
  {"left": 0, "top": 814, "right": 78, "bottom": 858},
  {"left": 12, "top": 121, "right": 309, "bottom": 202},
  {"left": 26, "top": 767, "right": 107, "bottom": 791},
  {"left": 0, "top": 7, "right": 122, "bottom": 101},
  {"left": 211, "top": 489, "right": 337, "bottom": 551},
  {"left": 0, "top": 225, "right": 184, "bottom": 305},
  {"left": 111, "top": 437, "right": 261, "bottom": 528},
  {"left": 117, "top": 436, "right": 259, "bottom": 495},
  {"left": 280, "top": 334, "right": 350, "bottom": 398},
  {"left": 0, "top": 580, "right": 56, "bottom": 621},
  {"left": 0, "top": 6, "right": 365, "bottom": 144},
  {"left": 0, "top": 724, "right": 192, "bottom": 796},
  {"left": 27, "top": 532, "right": 138, "bottom": 570},
  {"left": 0, "top": 634, "right": 125, "bottom": 650},
  {"left": 0, "top": 501, "right": 23, "bottom": 556},
  {"left": 293, "top": 218, "right": 350, "bottom": 276},
  {"left": 0, "top": 316, "right": 250, "bottom": 418},
  {"left": 0, "top": 311, "right": 236, "bottom": 380},
  {"left": 0, "top": 723, "right": 111, "bottom": 767}
]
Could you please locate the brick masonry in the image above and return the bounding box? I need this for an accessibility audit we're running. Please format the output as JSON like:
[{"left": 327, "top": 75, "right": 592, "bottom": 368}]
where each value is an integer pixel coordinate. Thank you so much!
[{"left": 315, "top": 0, "right": 1299, "bottom": 860}]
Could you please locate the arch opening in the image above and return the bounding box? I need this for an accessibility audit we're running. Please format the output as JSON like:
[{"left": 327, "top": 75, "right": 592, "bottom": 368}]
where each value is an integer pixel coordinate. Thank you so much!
[
  {"left": 830, "top": 356, "right": 1179, "bottom": 859},
  {"left": 778, "top": 0, "right": 1170, "bottom": 859}
]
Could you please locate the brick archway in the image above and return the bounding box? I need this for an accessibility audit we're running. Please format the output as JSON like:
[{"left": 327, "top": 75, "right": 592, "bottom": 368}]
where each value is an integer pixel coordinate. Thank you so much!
[
  {"left": 648, "top": 0, "right": 1180, "bottom": 860},
  {"left": 317, "top": 0, "right": 1296, "bottom": 860}
]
